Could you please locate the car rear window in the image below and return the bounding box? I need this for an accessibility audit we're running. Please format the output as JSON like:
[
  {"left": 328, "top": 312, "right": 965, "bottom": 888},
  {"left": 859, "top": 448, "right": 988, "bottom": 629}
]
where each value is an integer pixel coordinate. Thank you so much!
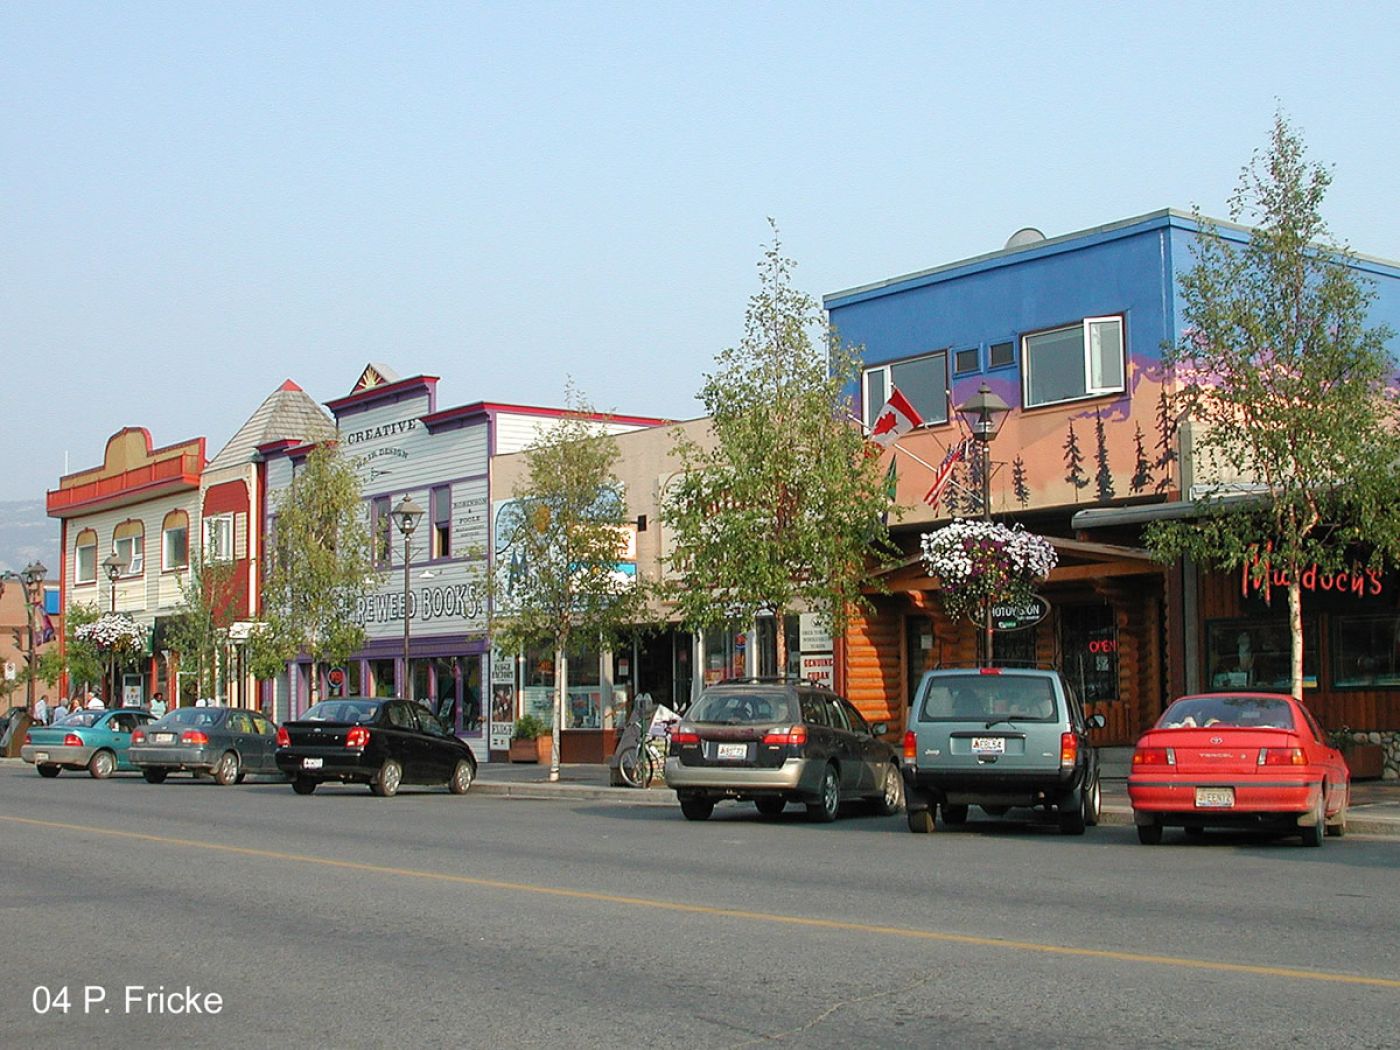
[
  {"left": 304, "top": 700, "right": 381, "bottom": 724},
  {"left": 918, "top": 675, "right": 1059, "bottom": 722},
  {"left": 688, "top": 690, "right": 797, "bottom": 725},
  {"left": 156, "top": 708, "right": 223, "bottom": 728},
  {"left": 1158, "top": 695, "right": 1295, "bottom": 730}
]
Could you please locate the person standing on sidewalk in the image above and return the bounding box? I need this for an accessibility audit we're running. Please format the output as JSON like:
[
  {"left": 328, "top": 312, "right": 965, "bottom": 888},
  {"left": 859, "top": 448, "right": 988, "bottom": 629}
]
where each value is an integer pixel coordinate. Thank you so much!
[{"left": 33, "top": 695, "right": 49, "bottom": 726}]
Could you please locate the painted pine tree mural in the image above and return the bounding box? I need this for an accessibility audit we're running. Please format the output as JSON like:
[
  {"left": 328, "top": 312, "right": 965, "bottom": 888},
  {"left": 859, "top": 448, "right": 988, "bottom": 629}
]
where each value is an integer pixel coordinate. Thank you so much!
[
  {"left": 1063, "top": 420, "right": 1090, "bottom": 500},
  {"left": 1093, "top": 407, "right": 1115, "bottom": 502},
  {"left": 1130, "top": 423, "right": 1154, "bottom": 493},
  {"left": 1154, "top": 387, "right": 1178, "bottom": 494},
  {"left": 1012, "top": 454, "right": 1030, "bottom": 507}
]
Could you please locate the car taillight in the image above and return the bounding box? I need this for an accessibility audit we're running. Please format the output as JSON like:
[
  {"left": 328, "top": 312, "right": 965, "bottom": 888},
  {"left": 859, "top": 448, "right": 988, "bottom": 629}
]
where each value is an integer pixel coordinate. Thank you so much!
[
  {"left": 181, "top": 730, "right": 209, "bottom": 745},
  {"left": 23, "top": 732, "right": 32, "bottom": 745},
  {"left": 671, "top": 729, "right": 700, "bottom": 745},
  {"left": 1060, "top": 732, "right": 1078, "bottom": 767},
  {"left": 978, "top": 668, "right": 1001, "bottom": 675},
  {"left": 132, "top": 730, "right": 146, "bottom": 745},
  {"left": 903, "top": 731, "right": 918, "bottom": 762},
  {"left": 762, "top": 725, "right": 808, "bottom": 747},
  {"left": 64, "top": 733, "right": 84, "bottom": 747},
  {"left": 276, "top": 727, "right": 290, "bottom": 747},
  {"left": 345, "top": 726, "right": 370, "bottom": 749},
  {"left": 1259, "top": 747, "right": 1306, "bottom": 766},
  {"left": 1132, "top": 746, "right": 1175, "bottom": 767}
]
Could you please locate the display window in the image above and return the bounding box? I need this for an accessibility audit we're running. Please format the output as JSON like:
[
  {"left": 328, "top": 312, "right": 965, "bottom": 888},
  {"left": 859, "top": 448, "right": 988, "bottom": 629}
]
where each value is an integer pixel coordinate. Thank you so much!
[
  {"left": 1205, "top": 619, "right": 1318, "bottom": 692},
  {"left": 1331, "top": 615, "right": 1400, "bottom": 689}
]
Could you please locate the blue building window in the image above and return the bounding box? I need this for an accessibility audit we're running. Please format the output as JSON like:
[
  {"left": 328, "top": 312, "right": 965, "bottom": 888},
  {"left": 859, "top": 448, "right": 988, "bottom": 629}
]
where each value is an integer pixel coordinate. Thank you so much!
[
  {"left": 1023, "top": 315, "right": 1125, "bottom": 408},
  {"left": 863, "top": 350, "right": 949, "bottom": 427},
  {"left": 953, "top": 348, "right": 980, "bottom": 376}
]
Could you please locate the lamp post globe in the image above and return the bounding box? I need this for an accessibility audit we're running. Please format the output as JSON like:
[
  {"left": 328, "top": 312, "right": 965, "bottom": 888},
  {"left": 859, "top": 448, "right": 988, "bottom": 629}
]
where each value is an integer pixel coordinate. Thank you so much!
[
  {"left": 390, "top": 495, "right": 424, "bottom": 701},
  {"left": 956, "top": 383, "right": 1011, "bottom": 667}
]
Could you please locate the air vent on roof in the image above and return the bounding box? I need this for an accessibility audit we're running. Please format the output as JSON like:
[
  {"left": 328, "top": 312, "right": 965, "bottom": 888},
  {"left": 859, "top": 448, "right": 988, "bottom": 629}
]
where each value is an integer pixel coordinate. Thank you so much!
[{"left": 1004, "top": 227, "right": 1047, "bottom": 250}]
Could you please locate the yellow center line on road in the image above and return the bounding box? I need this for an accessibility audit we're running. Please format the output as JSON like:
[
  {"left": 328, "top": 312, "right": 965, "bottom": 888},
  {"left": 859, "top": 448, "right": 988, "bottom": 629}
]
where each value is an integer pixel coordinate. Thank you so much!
[{"left": 6, "top": 813, "right": 1398, "bottom": 991}]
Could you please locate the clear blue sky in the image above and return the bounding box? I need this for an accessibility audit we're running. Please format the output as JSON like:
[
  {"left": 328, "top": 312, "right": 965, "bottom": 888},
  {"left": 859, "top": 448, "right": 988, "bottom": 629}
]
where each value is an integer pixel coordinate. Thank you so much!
[{"left": 5, "top": 2, "right": 1399, "bottom": 499}]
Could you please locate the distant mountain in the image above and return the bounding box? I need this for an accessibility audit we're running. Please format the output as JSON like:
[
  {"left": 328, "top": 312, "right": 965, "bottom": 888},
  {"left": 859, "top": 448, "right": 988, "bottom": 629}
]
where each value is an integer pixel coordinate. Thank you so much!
[{"left": 0, "top": 500, "right": 60, "bottom": 575}]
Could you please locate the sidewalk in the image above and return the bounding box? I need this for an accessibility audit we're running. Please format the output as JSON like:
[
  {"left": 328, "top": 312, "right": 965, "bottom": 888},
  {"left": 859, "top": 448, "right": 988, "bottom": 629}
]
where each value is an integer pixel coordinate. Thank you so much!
[{"left": 474, "top": 759, "right": 1400, "bottom": 837}]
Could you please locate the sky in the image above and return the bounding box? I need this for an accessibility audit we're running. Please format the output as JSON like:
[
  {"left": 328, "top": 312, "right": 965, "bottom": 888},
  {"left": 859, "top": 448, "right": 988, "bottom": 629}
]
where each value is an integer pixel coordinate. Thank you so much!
[{"left": 5, "top": 2, "right": 1400, "bottom": 499}]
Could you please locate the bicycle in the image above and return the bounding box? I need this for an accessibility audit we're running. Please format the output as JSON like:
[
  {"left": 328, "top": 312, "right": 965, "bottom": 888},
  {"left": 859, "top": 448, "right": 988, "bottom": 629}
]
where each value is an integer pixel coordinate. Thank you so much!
[{"left": 617, "top": 708, "right": 674, "bottom": 788}]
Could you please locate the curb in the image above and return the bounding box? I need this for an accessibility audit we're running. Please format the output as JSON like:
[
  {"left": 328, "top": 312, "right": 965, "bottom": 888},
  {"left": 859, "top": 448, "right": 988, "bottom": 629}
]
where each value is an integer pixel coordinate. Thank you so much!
[{"left": 473, "top": 780, "right": 677, "bottom": 806}]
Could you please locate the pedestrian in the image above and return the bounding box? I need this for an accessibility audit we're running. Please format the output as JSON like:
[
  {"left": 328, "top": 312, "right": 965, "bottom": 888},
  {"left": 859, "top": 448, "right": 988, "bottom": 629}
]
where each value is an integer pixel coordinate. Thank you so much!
[
  {"left": 150, "top": 691, "right": 167, "bottom": 718},
  {"left": 33, "top": 695, "right": 49, "bottom": 725},
  {"left": 195, "top": 697, "right": 208, "bottom": 708},
  {"left": 86, "top": 692, "right": 106, "bottom": 710}
]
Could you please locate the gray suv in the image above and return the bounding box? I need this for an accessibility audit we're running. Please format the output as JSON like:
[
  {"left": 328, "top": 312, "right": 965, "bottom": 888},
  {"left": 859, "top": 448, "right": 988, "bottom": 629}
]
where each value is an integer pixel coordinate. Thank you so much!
[
  {"left": 902, "top": 668, "right": 1105, "bottom": 835},
  {"left": 665, "top": 678, "right": 904, "bottom": 822}
]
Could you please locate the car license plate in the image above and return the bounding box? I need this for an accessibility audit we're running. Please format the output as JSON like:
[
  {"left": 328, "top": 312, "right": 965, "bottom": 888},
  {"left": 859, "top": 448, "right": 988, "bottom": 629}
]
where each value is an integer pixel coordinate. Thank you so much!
[
  {"left": 971, "top": 737, "right": 1005, "bottom": 755},
  {"left": 715, "top": 743, "right": 748, "bottom": 761},
  {"left": 34, "top": 751, "right": 49, "bottom": 762},
  {"left": 302, "top": 758, "right": 323, "bottom": 770},
  {"left": 1195, "top": 786, "right": 1234, "bottom": 808},
  {"left": 154, "top": 733, "right": 175, "bottom": 744}
]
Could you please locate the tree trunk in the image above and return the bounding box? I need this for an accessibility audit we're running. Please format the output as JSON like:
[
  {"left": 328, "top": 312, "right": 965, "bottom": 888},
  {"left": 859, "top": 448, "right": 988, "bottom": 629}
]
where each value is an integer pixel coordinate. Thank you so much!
[
  {"left": 551, "top": 645, "right": 566, "bottom": 782},
  {"left": 774, "top": 607, "right": 788, "bottom": 677},
  {"left": 1288, "top": 579, "right": 1304, "bottom": 702}
]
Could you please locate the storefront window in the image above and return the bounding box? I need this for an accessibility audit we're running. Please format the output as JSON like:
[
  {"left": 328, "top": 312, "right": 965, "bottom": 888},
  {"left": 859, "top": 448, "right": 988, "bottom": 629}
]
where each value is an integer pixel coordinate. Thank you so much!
[
  {"left": 703, "top": 627, "right": 747, "bottom": 685},
  {"left": 344, "top": 662, "right": 363, "bottom": 697},
  {"left": 566, "top": 643, "right": 601, "bottom": 729},
  {"left": 1061, "top": 604, "right": 1118, "bottom": 703},
  {"left": 434, "top": 656, "right": 483, "bottom": 734},
  {"left": 410, "top": 659, "right": 431, "bottom": 704},
  {"left": 1206, "top": 619, "right": 1318, "bottom": 692},
  {"left": 1332, "top": 615, "right": 1400, "bottom": 688},
  {"left": 522, "top": 646, "right": 556, "bottom": 722},
  {"left": 369, "top": 658, "right": 396, "bottom": 697},
  {"left": 979, "top": 626, "right": 1038, "bottom": 669}
]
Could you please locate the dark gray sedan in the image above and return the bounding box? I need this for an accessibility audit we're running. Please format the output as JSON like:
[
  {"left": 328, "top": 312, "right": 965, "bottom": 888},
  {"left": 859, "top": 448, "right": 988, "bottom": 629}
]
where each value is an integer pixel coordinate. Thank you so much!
[{"left": 129, "top": 707, "right": 284, "bottom": 785}]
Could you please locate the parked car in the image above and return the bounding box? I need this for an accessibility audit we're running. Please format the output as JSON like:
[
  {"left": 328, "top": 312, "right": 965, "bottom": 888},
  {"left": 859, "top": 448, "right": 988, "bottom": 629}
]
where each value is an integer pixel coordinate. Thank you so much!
[
  {"left": 20, "top": 708, "right": 156, "bottom": 778},
  {"left": 275, "top": 696, "right": 478, "bottom": 797},
  {"left": 902, "top": 667, "right": 1105, "bottom": 835},
  {"left": 1127, "top": 692, "right": 1349, "bottom": 846},
  {"left": 129, "top": 706, "right": 284, "bottom": 785},
  {"left": 663, "top": 677, "right": 904, "bottom": 822}
]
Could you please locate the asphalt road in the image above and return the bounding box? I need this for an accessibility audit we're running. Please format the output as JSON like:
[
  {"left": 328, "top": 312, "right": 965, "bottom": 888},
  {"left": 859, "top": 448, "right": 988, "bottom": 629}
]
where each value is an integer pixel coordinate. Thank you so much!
[{"left": 1, "top": 765, "right": 1396, "bottom": 1050}]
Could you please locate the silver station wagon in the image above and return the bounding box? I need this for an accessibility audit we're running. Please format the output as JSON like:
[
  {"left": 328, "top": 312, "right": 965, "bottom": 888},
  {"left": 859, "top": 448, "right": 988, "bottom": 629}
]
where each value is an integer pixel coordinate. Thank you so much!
[{"left": 665, "top": 677, "right": 904, "bottom": 822}]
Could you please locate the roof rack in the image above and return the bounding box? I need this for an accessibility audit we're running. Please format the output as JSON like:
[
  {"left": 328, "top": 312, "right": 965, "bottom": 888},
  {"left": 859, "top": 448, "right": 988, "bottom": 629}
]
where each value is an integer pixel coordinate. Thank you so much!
[{"left": 713, "top": 675, "right": 808, "bottom": 686}]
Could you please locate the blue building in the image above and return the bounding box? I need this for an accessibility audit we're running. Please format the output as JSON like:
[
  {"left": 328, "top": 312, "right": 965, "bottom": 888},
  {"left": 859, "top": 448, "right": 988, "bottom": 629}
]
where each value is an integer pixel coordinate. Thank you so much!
[{"left": 824, "top": 210, "right": 1400, "bottom": 745}]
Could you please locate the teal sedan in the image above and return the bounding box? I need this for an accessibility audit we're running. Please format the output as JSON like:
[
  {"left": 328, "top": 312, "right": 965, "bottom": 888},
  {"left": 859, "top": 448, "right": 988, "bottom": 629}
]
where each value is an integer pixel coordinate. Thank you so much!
[{"left": 20, "top": 708, "right": 156, "bottom": 779}]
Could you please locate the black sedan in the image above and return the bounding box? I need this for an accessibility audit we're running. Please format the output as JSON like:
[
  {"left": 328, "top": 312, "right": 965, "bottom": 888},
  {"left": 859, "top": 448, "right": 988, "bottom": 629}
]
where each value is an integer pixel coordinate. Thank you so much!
[{"left": 276, "top": 696, "right": 478, "bottom": 797}]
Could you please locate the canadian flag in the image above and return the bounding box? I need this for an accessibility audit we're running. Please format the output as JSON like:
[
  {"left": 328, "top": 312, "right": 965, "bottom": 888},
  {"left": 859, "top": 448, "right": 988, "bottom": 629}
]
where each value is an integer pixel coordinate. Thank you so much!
[{"left": 868, "top": 388, "right": 923, "bottom": 447}]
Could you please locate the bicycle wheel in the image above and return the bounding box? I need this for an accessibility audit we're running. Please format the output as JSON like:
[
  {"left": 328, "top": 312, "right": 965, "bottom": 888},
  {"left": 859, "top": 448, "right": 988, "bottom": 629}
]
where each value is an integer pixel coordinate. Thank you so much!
[
  {"left": 636, "top": 744, "right": 658, "bottom": 789},
  {"left": 617, "top": 746, "right": 645, "bottom": 788}
]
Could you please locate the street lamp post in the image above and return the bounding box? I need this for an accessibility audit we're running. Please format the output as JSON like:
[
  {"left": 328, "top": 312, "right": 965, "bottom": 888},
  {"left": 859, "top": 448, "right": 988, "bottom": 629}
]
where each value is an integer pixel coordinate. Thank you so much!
[
  {"left": 390, "top": 495, "right": 424, "bottom": 701},
  {"left": 102, "top": 551, "right": 128, "bottom": 703},
  {"left": 957, "top": 383, "right": 1011, "bottom": 668}
]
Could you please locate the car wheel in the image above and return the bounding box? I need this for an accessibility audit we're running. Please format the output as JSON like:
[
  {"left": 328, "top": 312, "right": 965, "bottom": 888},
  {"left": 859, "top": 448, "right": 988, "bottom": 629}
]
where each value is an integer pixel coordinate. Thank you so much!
[
  {"left": 1084, "top": 777, "right": 1102, "bottom": 827},
  {"left": 37, "top": 764, "right": 61, "bottom": 778},
  {"left": 88, "top": 750, "right": 116, "bottom": 780},
  {"left": 806, "top": 765, "right": 840, "bottom": 823},
  {"left": 754, "top": 797, "right": 786, "bottom": 817},
  {"left": 449, "top": 759, "right": 475, "bottom": 795},
  {"left": 680, "top": 797, "right": 714, "bottom": 821},
  {"left": 213, "top": 751, "right": 240, "bottom": 787},
  {"left": 906, "top": 808, "right": 935, "bottom": 834},
  {"left": 142, "top": 768, "right": 169, "bottom": 784},
  {"left": 292, "top": 777, "right": 317, "bottom": 795},
  {"left": 874, "top": 764, "right": 904, "bottom": 816},
  {"left": 941, "top": 803, "right": 969, "bottom": 826},
  {"left": 1136, "top": 820, "right": 1163, "bottom": 845},
  {"left": 1326, "top": 789, "right": 1348, "bottom": 838},
  {"left": 371, "top": 758, "right": 402, "bottom": 797},
  {"left": 1058, "top": 792, "right": 1087, "bottom": 835},
  {"left": 1300, "top": 790, "right": 1325, "bottom": 848}
]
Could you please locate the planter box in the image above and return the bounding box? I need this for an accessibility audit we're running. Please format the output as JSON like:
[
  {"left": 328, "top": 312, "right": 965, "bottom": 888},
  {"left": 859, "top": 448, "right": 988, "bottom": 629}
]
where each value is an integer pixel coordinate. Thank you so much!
[
  {"left": 509, "top": 737, "right": 553, "bottom": 764},
  {"left": 1343, "top": 743, "right": 1385, "bottom": 781}
]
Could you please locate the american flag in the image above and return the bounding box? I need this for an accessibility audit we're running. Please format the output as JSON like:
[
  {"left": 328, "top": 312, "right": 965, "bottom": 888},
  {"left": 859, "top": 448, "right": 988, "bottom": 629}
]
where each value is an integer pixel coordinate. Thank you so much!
[{"left": 923, "top": 438, "right": 972, "bottom": 509}]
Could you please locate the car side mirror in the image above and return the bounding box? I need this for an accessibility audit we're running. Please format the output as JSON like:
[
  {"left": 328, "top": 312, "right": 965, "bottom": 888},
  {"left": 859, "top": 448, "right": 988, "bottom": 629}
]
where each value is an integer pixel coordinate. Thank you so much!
[
  {"left": 871, "top": 722, "right": 887, "bottom": 736},
  {"left": 1087, "top": 713, "right": 1106, "bottom": 730}
]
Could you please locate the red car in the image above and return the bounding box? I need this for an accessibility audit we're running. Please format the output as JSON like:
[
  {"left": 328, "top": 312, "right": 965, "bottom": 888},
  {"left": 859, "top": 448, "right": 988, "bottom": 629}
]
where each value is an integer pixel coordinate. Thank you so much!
[{"left": 1128, "top": 692, "right": 1349, "bottom": 847}]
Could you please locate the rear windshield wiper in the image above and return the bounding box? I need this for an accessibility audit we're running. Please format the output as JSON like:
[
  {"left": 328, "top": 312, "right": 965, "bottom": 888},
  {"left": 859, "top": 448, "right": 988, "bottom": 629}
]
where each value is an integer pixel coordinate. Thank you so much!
[{"left": 984, "top": 718, "right": 1017, "bottom": 729}]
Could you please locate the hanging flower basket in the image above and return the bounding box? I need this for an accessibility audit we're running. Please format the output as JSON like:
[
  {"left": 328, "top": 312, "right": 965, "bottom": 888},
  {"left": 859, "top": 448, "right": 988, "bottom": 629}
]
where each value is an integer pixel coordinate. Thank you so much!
[
  {"left": 920, "top": 519, "right": 1058, "bottom": 623},
  {"left": 75, "top": 614, "right": 149, "bottom": 656}
]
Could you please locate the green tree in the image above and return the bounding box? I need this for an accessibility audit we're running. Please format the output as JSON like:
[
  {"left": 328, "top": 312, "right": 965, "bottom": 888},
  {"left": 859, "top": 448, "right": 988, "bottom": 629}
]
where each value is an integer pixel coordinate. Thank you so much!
[
  {"left": 165, "top": 555, "right": 241, "bottom": 703},
  {"left": 250, "top": 442, "right": 374, "bottom": 703},
  {"left": 1145, "top": 113, "right": 1400, "bottom": 700},
  {"left": 664, "top": 225, "right": 895, "bottom": 666},
  {"left": 34, "top": 602, "right": 103, "bottom": 697},
  {"left": 490, "top": 389, "right": 654, "bottom": 780}
]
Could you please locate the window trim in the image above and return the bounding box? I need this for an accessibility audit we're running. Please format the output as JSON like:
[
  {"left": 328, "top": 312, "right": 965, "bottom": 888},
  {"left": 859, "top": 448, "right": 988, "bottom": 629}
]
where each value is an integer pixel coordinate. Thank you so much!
[
  {"left": 162, "top": 511, "right": 190, "bottom": 573},
  {"left": 861, "top": 349, "right": 951, "bottom": 428},
  {"left": 75, "top": 530, "right": 98, "bottom": 585},
  {"left": 204, "top": 512, "right": 235, "bottom": 563},
  {"left": 430, "top": 484, "right": 452, "bottom": 561},
  {"left": 1021, "top": 314, "right": 1126, "bottom": 409},
  {"left": 988, "top": 340, "right": 1016, "bottom": 370},
  {"left": 952, "top": 347, "right": 981, "bottom": 377},
  {"left": 113, "top": 521, "right": 145, "bottom": 576}
]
